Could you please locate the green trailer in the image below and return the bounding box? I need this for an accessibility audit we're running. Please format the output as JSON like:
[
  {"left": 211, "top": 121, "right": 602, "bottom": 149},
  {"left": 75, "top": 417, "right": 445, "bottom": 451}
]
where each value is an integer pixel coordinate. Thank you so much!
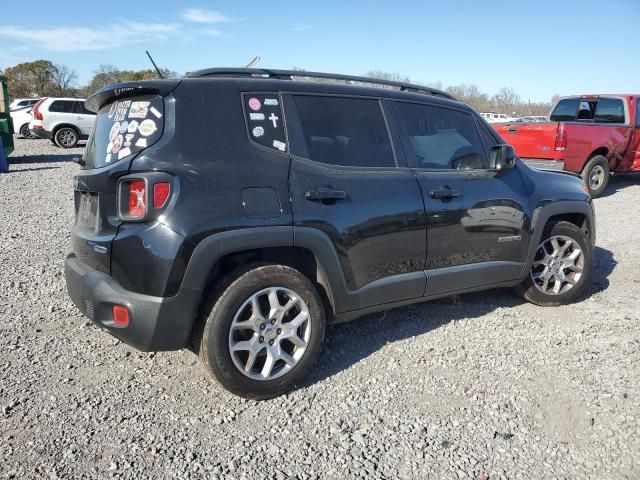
[{"left": 0, "top": 75, "right": 14, "bottom": 164}]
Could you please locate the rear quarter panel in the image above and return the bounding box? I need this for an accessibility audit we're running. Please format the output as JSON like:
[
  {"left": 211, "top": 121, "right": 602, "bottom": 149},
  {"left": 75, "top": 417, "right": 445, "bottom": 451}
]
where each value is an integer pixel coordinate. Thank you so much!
[{"left": 562, "top": 123, "right": 631, "bottom": 172}]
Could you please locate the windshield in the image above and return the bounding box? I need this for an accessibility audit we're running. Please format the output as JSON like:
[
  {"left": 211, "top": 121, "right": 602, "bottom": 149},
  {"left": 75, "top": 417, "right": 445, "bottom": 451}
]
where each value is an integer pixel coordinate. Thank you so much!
[{"left": 83, "top": 95, "right": 164, "bottom": 169}]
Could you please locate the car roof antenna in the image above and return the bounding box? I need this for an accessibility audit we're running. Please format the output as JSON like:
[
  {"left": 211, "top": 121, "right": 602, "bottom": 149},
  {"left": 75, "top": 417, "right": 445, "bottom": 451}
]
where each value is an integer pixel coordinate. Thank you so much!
[
  {"left": 146, "top": 50, "right": 165, "bottom": 79},
  {"left": 245, "top": 56, "right": 261, "bottom": 68}
]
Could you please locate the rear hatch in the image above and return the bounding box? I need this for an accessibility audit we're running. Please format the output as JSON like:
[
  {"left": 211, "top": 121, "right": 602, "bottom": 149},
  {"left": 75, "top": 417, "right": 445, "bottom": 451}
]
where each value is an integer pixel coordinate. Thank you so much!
[
  {"left": 494, "top": 121, "right": 560, "bottom": 160},
  {"left": 72, "top": 80, "right": 179, "bottom": 274}
]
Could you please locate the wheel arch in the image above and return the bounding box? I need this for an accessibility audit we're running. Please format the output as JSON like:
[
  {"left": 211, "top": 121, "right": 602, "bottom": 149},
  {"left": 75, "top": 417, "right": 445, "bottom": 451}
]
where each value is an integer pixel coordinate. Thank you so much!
[
  {"left": 180, "top": 226, "right": 345, "bottom": 319},
  {"left": 583, "top": 148, "right": 611, "bottom": 171},
  {"left": 521, "top": 201, "right": 595, "bottom": 278},
  {"left": 52, "top": 123, "right": 80, "bottom": 136}
]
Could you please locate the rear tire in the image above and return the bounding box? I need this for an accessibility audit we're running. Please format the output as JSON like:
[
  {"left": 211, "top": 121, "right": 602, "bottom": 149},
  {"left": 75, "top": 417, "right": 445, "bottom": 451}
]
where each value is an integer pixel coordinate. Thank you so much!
[
  {"left": 514, "top": 221, "right": 593, "bottom": 306},
  {"left": 54, "top": 127, "right": 79, "bottom": 148},
  {"left": 197, "top": 263, "right": 326, "bottom": 400},
  {"left": 581, "top": 155, "right": 610, "bottom": 197},
  {"left": 19, "top": 124, "right": 32, "bottom": 139}
]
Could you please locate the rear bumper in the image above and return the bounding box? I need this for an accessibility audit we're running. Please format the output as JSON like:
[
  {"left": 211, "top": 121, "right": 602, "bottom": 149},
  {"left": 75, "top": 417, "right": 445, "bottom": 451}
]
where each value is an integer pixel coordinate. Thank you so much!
[
  {"left": 522, "top": 158, "right": 565, "bottom": 171},
  {"left": 64, "top": 254, "right": 201, "bottom": 351}
]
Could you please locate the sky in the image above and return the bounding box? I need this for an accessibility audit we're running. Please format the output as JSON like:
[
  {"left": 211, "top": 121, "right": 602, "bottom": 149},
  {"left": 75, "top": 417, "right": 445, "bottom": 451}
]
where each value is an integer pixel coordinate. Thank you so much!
[{"left": 1, "top": 0, "right": 638, "bottom": 102}]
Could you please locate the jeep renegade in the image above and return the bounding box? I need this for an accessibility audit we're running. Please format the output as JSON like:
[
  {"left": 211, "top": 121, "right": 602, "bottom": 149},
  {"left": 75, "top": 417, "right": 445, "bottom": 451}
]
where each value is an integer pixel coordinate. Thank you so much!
[{"left": 65, "top": 69, "right": 595, "bottom": 399}]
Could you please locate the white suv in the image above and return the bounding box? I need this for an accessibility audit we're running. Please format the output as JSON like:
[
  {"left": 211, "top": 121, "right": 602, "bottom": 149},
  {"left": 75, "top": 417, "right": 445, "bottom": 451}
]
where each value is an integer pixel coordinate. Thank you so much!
[
  {"left": 29, "top": 98, "right": 96, "bottom": 148},
  {"left": 9, "top": 98, "right": 40, "bottom": 111}
]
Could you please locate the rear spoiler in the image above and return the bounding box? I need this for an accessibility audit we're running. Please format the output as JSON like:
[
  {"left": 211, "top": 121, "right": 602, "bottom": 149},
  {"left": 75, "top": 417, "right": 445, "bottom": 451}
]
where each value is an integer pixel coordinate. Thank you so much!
[{"left": 85, "top": 79, "right": 181, "bottom": 113}]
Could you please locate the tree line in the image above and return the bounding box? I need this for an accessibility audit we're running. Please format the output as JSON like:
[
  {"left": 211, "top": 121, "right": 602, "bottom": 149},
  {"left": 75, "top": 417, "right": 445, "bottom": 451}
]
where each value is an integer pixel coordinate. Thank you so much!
[{"left": 1, "top": 60, "right": 556, "bottom": 116}]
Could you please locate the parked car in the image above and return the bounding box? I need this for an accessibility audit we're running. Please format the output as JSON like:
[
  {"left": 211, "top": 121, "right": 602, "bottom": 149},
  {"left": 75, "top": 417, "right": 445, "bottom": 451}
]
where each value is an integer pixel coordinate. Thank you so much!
[
  {"left": 9, "top": 98, "right": 39, "bottom": 111},
  {"left": 10, "top": 105, "right": 34, "bottom": 138},
  {"left": 494, "top": 95, "right": 639, "bottom": 196},
  {"left": 481, "top": 112, "right": 518, "bottom": 123},
  {"left": 29, "top": 97, "right": 95, "bottom": 148},
  {"left": 65, "top": 69, "right": 595, "bottom": 399}
]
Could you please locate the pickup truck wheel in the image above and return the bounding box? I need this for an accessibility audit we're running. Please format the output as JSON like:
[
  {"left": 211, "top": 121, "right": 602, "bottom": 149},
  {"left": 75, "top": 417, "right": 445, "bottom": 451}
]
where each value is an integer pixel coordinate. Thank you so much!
[
  {"left": 514, "top": 221, "right": 593, "bottom": 306},
  {"left": 582, "top": 155, "right": 610, "bottom": 197},
  {"left": 197, "top": 263, "right": 325, "bottom": 400},
  {"left": 54, "top": 127, "right": 79, "bottom": 148}
]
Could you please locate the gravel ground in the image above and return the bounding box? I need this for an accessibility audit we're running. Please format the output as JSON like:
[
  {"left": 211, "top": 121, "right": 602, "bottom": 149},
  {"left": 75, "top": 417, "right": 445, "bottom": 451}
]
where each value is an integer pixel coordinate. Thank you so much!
[{"left": 1, "top": 138, "right": 639, "bottom": 480}]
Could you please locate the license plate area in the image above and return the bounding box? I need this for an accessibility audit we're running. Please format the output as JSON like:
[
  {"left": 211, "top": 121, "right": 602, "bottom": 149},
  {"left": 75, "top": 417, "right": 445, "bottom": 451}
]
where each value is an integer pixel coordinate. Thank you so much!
[{"left": 77, "top": 192, "right": 99, "bottom": 230}]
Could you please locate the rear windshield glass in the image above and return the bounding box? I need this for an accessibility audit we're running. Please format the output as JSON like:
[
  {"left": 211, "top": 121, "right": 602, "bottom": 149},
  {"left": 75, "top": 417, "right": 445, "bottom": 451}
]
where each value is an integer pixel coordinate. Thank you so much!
[
  {"left": 83, "top": 95, "right": 164, "bottom": 169},
  {"left": 550, "top": 98, "right": 579, "bottom": 121}
]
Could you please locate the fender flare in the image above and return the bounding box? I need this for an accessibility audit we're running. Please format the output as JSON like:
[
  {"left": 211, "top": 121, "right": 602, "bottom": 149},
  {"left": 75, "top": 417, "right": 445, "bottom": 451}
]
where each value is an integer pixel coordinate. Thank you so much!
[{"left": 520, "top": 200, "right": 595, "bottom": 278}]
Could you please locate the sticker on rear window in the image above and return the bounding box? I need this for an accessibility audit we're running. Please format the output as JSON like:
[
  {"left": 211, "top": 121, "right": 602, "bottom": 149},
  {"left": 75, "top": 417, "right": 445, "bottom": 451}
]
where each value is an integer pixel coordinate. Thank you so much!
[
  {"left": 243, "top": 93, "right": 287, "bottom": 154},
  {"left": 84, "top": 95, "right": 164, "bottom": 169}
]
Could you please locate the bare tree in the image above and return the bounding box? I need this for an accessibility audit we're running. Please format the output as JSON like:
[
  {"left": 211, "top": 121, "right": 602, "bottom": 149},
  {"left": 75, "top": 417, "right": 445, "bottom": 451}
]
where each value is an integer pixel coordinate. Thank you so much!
[{"left": 51, "top": 64, "right": 78, "bottom": 96}]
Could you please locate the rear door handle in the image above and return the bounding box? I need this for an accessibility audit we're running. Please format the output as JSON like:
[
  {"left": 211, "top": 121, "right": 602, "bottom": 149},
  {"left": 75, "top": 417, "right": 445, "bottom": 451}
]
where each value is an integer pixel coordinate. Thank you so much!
[
  {"left": 429, "top": 188, "right": 460, "bottom": 200},
  {"left": 305, "top": 188, "right": 347, "bottom": 201}
]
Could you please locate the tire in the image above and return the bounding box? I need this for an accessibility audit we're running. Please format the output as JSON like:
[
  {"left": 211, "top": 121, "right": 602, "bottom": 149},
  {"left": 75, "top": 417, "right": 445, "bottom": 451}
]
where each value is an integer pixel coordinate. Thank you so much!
[
  {"left": 50, "top": 139, "right": 58, "bottom": 145},
  {"left": 581, "top": 155, "right": 610, "bottom": 197},
  {"left": 54, "top": 127, "right": 79, "bottom": 148},
  {"left": 19, "top": 124, "right": 32, "bottom": 139},
  {"left": 197, "top": 263, "right": 326, "bottom": 400},
  {"left": 514, "top": 221, "right": 593, "bottom": 306}
]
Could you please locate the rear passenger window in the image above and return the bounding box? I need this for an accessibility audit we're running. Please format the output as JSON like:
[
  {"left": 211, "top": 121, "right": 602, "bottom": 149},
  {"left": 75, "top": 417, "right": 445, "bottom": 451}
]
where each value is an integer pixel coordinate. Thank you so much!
[
  {"left": 242, "top": 93, "right": 287, "bottom": 153},
  {"left": 550, "top": 99, "right": 579, "bottom": 121},
  {"left": 392, "top": 102, "right": 488, "bottom": 170},
  {"left": 49, "top": 100, "right": 74, "bottom": 113},
  {"left": 288, "top": 95, "right": 395, "bottom": 168},
  {"left": 594, "top": 98, "right": 625, "bottom": 123}
]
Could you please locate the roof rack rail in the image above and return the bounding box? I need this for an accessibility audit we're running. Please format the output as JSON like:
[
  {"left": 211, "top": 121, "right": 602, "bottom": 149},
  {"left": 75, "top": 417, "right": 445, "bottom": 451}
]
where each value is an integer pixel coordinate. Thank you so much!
[{"left": 187, "top": 68, "right": 455, "bottom": 100}]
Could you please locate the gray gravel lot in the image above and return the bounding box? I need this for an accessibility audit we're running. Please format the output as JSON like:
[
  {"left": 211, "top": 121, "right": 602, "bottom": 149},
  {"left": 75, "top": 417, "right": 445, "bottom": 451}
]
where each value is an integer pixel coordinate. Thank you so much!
[{"left": 1, "top": 138, "right": 639, "bottom": 479}]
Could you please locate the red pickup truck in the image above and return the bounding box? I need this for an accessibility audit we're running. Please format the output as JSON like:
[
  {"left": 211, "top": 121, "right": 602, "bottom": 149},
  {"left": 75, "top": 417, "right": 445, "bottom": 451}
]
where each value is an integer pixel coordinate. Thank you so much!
[{"left": 495, "top": 95, "right": 640, "bottom": 196}]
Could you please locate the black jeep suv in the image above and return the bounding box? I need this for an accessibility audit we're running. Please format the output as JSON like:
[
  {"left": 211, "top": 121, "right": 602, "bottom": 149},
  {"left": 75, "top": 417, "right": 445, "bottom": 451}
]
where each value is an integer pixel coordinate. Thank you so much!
[{"left": 65, "top": 69, "right": 595, "bottom": 399}]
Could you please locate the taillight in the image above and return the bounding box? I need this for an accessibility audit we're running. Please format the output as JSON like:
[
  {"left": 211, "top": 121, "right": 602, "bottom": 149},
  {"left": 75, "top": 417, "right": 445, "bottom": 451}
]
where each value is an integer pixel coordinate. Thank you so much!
[
  {"left": 555, "top": 124, "right": 567, "bottom": 152},
  {"left": 32, "top": 98, "right": 47, "bottom": 121},
  {"left": 118, "top": 175, "right": 172, "bottom": 221},
  {"left": 153, "top": 182, "right": 170, "bottom": 209},
  {"left": 127, "top": 180, "right": 147, "bottom": 219}
]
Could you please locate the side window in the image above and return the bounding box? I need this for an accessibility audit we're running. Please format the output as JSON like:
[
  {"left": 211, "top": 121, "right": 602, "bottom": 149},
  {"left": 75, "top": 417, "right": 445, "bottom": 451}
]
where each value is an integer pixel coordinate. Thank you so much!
[
  {"left": 242, "top": 93, "right": 287, "bottom": 153},
  {"left": 594, "top": 98, "right": 625, "bottom": 124},
  {"left": 550, "top": 98, "right": 579, "bottom": 121},
  {"left": 476, "top": 121, "right": 497, "bottom": 153},
  {"left": 392, "top": 102, "right": 488, "bottom": 170},
  {"left": 288, "top": 95, "right": 395, "bottom": 168},
  {"left": 49, "top": 100, "right": 74, "bottom": 113}
]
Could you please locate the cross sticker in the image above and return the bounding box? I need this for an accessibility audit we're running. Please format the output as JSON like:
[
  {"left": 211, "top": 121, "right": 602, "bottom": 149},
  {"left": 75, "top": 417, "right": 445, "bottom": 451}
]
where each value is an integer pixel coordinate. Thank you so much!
[{"left": 269, "top": 113, "right": 279, "bottom": 128}]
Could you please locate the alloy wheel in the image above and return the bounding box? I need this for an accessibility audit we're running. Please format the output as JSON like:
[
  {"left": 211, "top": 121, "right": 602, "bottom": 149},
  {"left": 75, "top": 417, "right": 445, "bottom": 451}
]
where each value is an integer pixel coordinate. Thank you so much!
[
  {"left": 530, "top": 235, "right": 584, "bottom": 295},
  {"left": 57, "top": 129, "right": 77, "bottom": 147},
  {"left": 228, "top": 287, "right": 311, "bottom": 380}
]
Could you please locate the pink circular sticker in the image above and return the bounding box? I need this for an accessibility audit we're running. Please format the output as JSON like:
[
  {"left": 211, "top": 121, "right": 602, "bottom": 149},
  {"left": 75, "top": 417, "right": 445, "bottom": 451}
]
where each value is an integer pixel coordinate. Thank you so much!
[{"left": 248, "top": 98, "right": 261, "bottom": 111}]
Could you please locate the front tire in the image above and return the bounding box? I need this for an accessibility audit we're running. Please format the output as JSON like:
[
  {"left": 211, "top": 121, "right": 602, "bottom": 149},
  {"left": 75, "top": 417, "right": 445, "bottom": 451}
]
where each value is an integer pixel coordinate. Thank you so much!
[
  {"left": 198, "top": 264, "right": 326, "bottom": 400},
  {"left": 515, "top": 221, "right": 593, "bottom": 306},
  {"left": 582, "top": 155, "right": 610, "bottom": 197},
  {"left": 54, "top": 127, "right": 79, "bottom": 148}
]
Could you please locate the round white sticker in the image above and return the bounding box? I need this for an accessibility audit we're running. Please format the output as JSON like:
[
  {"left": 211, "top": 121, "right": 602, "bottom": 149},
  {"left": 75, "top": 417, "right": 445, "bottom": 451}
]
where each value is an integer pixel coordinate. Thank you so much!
[
  {"left": 138, "top": 119, "right": 157, "bottom": 137},
  {"left": 252, "top": 126, "right": 265, "bottom": 138}
]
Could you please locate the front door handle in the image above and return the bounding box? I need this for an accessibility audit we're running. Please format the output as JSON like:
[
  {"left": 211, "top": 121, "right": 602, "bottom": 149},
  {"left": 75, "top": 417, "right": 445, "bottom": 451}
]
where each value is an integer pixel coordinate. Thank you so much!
[
  {"left": 429, "top": 187, "right": 460, "bottom": 200},
  {"left": 305, "top": 188, "right": 347, "bottom": 202}
]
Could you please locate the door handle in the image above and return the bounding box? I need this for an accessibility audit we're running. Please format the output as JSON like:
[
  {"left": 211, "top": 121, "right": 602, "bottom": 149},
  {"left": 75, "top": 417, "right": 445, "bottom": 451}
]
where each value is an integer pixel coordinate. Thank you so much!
[
  {"left": 429, "top": 187, "right": 460, "bottom": 200},
  {"left": 305, "top": 188, "right": 347, "bottom": 201},
  {"left": 507, "top": 127, "right": 517, "bottom": 133}
]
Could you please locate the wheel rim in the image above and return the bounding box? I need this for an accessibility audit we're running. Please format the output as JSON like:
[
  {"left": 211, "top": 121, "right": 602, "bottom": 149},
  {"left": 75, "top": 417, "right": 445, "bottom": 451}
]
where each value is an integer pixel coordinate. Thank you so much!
[
  {"left": 57, "top": 129, "right": 76, "bottom": 147},
  {"left": 20, "top": 125, "right": 30, "bottom": 138},
  {"left": 228, "top": 287, "right": 311, "bottom": 381},
  {"left": 530, "top": 235, "right": 584, "bottom": 295},
  {"left": 588, "top": 165, "right": 605, "bottom": 190}
]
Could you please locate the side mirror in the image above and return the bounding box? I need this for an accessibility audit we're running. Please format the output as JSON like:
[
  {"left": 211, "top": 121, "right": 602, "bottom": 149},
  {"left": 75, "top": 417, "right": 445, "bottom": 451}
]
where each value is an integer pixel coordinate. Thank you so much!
[{"left": 490, "top": 144, "right": 516, "bottom": 171}]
